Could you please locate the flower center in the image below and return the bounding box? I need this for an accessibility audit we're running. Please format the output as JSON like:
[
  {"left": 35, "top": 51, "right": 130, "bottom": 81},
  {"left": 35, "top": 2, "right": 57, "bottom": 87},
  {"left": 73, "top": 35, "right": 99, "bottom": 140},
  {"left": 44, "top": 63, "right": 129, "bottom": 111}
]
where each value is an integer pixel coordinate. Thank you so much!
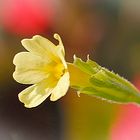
[{"left": 54, "top": 62, "right": 65, "bottom": 79}]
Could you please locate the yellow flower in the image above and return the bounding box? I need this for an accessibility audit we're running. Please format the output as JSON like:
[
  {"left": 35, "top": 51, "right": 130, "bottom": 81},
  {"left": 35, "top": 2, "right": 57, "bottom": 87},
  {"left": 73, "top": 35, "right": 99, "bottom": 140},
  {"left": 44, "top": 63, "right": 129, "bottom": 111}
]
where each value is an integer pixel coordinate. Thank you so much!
[{"left": 13, "top": 34, "right": 69, "bottom": 108}]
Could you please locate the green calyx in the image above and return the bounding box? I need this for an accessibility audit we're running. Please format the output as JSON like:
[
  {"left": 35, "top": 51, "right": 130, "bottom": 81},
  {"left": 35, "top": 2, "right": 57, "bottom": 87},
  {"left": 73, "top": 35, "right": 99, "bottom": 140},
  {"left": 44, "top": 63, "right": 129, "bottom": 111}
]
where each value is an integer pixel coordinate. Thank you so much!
[{"left": 71, "top": 55, "right": 140, "bottom": 105}]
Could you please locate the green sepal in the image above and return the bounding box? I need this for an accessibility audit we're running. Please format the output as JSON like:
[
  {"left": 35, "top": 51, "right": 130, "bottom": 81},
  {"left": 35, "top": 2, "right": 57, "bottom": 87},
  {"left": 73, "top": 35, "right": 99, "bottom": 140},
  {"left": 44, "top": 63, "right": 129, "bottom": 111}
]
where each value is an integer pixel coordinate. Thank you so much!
[
  {"left": 73, "top": 55, "right": 101, "bottom": 75},
  {"left": 72, "top": 56, "right": 140, "bottom": 105}
]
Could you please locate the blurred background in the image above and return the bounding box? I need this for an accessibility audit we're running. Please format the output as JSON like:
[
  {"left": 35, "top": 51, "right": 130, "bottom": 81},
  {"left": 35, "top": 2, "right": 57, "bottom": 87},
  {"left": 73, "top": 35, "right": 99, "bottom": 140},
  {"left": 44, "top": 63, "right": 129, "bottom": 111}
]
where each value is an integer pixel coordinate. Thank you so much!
[{"left": 0, "top": 0, "right": 140, "bottom": 140}]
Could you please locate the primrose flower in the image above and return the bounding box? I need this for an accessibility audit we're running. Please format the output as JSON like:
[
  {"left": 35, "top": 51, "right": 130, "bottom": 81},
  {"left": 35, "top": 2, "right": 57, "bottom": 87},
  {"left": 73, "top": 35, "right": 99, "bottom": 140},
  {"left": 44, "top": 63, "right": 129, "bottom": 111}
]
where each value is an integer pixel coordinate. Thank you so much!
[
  {"left": 13, "top": 34, "right": 69, "bottom": 108},
  {"left": 13, "top": 33, "right": 140, "bottom": 109}
]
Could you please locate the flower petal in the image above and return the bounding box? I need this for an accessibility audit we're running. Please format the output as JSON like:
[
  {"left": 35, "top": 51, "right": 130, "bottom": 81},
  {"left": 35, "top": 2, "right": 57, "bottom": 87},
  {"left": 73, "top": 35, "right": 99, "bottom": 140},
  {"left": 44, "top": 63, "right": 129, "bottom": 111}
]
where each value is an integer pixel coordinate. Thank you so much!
[
  {"left": 50, "top": 72, "right": 70, "bottom": 101},
  {"left": 21, "top": 35, "right": 55, "bottom": 55},
  {"left": 53, "top": 34, "right": 67, "bottom": 68},
  {"left": 54, "top": 33, "right": 65, "bottom": 54},
  {"left": 18, "top": 83, "right": 53, "bottom": 108},
  {"left": 21, "top": 35, "right": 64, "bottom": 63},
  {"left": 13, "top": 52, "right": 51, "bottom": 84}
]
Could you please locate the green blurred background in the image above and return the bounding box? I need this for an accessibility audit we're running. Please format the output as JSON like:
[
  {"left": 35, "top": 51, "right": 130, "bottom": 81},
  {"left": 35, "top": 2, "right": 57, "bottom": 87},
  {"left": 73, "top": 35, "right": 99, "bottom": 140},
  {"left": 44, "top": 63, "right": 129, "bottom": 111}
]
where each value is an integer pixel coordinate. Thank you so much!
[{"left": 0, "top": 0, "right": 140, "bottom": 140}]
